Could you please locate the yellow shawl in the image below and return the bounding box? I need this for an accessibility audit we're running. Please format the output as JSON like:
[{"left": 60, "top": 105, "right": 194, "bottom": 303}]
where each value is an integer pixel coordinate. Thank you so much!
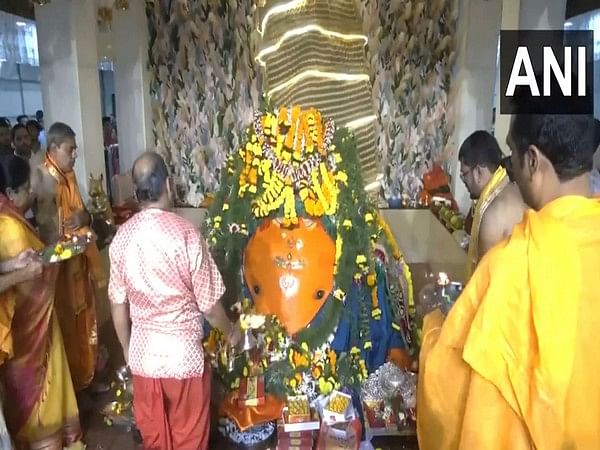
[
  {"left": 418, "top": 195, "right": 600, "bottom": 450},
  {"left": 466, "top": 165, "right": 508, "bottom": 279}
]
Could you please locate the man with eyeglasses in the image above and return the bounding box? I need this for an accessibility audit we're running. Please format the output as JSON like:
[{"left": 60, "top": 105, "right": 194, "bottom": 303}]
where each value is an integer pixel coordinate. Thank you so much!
[
  {"left": 418, "top": 101, "right": 600, "bottom": 450},
  {"left": 458, "top": 130, "right": 526, "bottom": 278}
]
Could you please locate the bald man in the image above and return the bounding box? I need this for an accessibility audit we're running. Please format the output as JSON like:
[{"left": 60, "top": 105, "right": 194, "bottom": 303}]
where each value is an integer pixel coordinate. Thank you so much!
[{"left": 108, "top": 152, "right": 234, "bottom": 450}]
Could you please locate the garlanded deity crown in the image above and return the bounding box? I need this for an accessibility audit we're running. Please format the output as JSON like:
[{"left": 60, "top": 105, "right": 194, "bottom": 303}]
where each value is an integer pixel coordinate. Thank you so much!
[{"left": 238, "top": 106, "right": 348, "bottom": 226}]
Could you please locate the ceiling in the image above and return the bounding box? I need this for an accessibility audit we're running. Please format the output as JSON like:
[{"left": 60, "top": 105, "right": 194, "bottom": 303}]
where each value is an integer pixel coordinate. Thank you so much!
[
  {"left": 566, "top": 0, "right": 600, "bottom": 18},
  {"left": 1, "top": 0, "right": 598, "bottom": 30},
  {"left": 0, "top": 0, "right": 34, "bottom": 20}
]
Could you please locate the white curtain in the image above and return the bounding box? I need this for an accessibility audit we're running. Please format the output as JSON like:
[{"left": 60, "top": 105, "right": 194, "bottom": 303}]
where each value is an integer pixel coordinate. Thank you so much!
[{"left": 0, "top": 11, "right": 39, "bottom": 67}]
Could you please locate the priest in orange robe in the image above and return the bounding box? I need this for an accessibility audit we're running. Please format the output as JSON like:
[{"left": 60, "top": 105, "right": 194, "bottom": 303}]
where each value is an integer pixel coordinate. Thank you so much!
[
  {"left": 417, "top": 111, "right": 600, "bottom": 450},
  {"left": 31, "top": 122, "right": 106, "bottom": 392}
]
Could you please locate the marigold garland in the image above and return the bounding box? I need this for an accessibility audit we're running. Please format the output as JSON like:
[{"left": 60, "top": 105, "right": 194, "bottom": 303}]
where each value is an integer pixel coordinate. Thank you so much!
[
  {"left": 203, "top": 105, "right": 414, "bottom": 400},
  {"left": 238, "top": 107, "right": 344, "bottom": 226}
]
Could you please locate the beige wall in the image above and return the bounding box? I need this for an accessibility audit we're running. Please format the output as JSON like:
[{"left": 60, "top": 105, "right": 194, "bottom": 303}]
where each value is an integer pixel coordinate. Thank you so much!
[{"left": 381, "top": 209, "right": 467, "bottom": 285}]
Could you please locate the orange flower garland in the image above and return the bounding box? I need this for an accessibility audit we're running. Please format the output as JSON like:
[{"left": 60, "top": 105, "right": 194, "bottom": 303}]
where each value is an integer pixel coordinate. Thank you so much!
[{"left": 237, "top": 107, "right": 347, "bottom": 227}]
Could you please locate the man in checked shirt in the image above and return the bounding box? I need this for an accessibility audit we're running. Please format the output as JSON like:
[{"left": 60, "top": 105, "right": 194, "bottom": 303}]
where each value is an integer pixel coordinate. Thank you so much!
[{"left": 108, "top": 152, "right": 236, "bottom": 450}]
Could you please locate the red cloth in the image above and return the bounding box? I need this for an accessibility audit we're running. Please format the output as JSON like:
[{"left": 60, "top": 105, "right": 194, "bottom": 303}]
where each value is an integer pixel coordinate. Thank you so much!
[{"left": 132, "top": 366, "right": 211, "bottom": 450}]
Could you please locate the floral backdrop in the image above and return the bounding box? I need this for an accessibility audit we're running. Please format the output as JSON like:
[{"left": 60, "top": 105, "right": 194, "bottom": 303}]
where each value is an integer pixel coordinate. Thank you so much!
[
  {"left": 357, "top": 0, "right": 458, "bottom": 199},
  {"left": 145, "top": 0, "right": 457, "bottom": 204},
  {"left": 146, "top": 0, "right": 262, "bottom": 206}
]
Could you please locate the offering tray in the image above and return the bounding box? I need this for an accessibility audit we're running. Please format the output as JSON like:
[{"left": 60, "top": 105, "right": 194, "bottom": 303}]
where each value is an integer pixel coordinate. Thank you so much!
[{"left": 40, "top": 232, "right": 94, "bottom": 264}]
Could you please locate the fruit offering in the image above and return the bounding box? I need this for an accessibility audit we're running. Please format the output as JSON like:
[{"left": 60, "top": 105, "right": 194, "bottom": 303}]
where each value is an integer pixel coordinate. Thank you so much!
[
  {"left": 287, "top": 396, "right": 309, "bottom": 416},
  {"left": 449, "top": 214, "right": 464, "bottom": 230},
  {"left": 327, "top": 393, "right": 350, "bottom": 414}
]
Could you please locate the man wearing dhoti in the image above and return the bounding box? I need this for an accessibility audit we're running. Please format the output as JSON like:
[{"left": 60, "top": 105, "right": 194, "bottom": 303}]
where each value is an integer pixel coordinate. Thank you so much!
[
  {"left": 458, "top": 130, "right": 526, "bottom": 277},
  {"left": 417, "top": 111, "right": 600, "bottom": 450},
  {"left": 31, "top": 122, "right": 106, "bottom": 392},
  {"left": 109, "top": 152, "right": 234, "bottom": 450}
]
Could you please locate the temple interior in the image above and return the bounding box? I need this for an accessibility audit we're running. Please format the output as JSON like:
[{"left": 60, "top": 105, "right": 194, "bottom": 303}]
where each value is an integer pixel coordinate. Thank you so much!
[{"left": 0, "top": 0, "right": 598, "bottom": 449}]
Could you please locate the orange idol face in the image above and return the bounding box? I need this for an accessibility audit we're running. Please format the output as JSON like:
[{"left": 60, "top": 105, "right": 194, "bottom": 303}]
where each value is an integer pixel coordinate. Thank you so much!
[{"left": 243, "top": 218, "right": 336, "bottom": 335}]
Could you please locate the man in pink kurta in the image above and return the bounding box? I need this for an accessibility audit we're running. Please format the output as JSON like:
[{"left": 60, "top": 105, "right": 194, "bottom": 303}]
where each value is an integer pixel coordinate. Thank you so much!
[{"left": 109, "top": 152, "right": 234, "bottom": 450}]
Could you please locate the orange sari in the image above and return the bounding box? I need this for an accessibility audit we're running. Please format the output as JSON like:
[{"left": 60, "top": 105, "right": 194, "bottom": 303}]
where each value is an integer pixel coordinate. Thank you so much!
[
  {"left": 0, "top": 195, "right": 83, "bottom": 449},
  {"left": 418, "top": 196, "right": 600, "bottom": 450},
  {"left": 44, "top": 154, "right": 106, "bottom": 391}
]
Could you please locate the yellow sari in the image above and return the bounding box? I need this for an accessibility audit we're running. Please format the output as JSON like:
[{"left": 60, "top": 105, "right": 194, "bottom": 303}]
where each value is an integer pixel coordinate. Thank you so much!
[
  {"left": 44, "top": 154, "right": 106, "bottom": 391},
  {"left": 418, "top": 195, "right": 600, "bottom": 450},
  {"left": 0, "top": 195, "right": 83, "bottom": 449}
]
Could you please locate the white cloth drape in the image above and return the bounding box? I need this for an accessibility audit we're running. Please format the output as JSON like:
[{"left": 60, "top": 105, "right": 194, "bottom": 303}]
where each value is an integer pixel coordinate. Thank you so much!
[{"left": 0, "top": 11, "right": 39, "bottom": 67}]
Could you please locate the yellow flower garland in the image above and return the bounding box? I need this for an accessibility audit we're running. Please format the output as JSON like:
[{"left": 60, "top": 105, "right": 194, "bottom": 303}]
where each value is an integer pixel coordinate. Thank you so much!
[{"left": 238, "top": 107, "right": 347, "bottom": 224}]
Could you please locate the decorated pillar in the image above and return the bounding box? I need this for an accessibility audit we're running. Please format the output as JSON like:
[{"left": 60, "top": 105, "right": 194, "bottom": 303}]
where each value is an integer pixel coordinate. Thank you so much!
[
  {"left": 449, "top": 0, "right": 503, "bottom": 212},
  {"left": 257, "top": 0, "right": 379, "bottom": 185},
  {"left": 112, "top": 0, "right": 153, "bottom": 174},
  {"left": 35, "top": 0, "right": 106, "bottom": 200}
]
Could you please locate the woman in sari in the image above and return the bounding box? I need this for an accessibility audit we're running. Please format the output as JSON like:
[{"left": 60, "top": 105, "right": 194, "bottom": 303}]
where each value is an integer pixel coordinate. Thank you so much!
[
  {"left": 0, "top": 165, "right": 48, "bottom": 450},
  {"left": 0, "top": 248, "right": 44, "bottom": 450},
  {"left": 0, "top": 155, "right": 83, "bottom": 450}
]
